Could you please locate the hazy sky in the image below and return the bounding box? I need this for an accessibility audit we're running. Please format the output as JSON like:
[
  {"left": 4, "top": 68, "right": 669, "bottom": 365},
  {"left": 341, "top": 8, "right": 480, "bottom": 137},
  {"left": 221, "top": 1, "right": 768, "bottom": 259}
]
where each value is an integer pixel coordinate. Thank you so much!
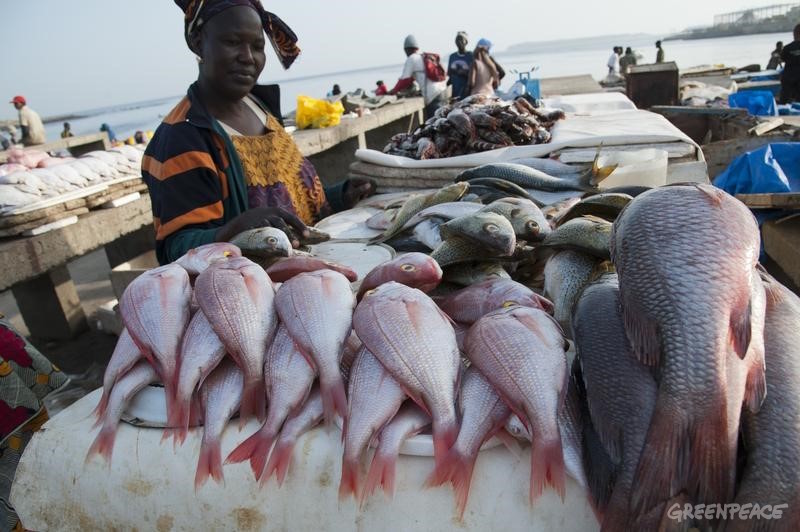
[{"left": 0, "top": 0, "right": 791, "bottom": 117}]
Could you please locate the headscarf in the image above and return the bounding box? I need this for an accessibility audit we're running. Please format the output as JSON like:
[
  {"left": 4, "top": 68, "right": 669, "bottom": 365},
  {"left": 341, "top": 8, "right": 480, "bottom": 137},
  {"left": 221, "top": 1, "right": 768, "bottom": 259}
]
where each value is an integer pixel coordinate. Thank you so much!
[
  {"left": 456, "top": 31, "right": 468, "bottom": 42},
  {"left": 175, "top": 0, "right": 301, "bottom": 70},
  {"left": 476, "top": 38, "right": 492, "bottom": 51}
]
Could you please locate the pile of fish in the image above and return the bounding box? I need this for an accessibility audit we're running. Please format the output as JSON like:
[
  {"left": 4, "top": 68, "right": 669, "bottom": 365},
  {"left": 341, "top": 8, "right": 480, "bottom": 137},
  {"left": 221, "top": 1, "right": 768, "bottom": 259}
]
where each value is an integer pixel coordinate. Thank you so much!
[
  {"left": 88, "top": 177, "right": 800, "bottom": 527},
  {"left": 383, "top": 95, "right": 565, "bottom": 159},
  {"left": 0, "top": 145, "right": 144, "bottom": 213}
]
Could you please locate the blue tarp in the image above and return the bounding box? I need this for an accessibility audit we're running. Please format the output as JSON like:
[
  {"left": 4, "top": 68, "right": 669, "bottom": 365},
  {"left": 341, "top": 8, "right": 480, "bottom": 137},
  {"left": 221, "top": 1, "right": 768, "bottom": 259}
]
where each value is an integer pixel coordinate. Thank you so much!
[{"left": 728, "top": 91, "right": 778, "bottom": 116}]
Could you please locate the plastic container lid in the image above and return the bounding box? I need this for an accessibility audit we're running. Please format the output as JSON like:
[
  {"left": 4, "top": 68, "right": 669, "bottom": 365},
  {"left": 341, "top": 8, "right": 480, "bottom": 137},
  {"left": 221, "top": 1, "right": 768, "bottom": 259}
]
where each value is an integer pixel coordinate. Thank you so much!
[{"left": 596, "top": 148, "right": 668, "bottom": 189}]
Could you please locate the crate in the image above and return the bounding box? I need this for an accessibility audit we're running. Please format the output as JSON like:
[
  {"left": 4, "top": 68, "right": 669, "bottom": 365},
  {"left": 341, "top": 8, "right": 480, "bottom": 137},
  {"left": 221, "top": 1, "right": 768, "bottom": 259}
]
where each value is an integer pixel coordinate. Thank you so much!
[{"left": 626, "top": 62, "right": 679, "bottom": 109}]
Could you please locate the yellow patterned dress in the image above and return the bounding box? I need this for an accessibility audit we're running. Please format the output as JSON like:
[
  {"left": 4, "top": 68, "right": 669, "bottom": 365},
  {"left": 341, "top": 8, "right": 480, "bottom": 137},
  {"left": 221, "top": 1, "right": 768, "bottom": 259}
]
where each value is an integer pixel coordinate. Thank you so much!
[{"left": 223, "top": 97, "right": 330, "bottom": 225}]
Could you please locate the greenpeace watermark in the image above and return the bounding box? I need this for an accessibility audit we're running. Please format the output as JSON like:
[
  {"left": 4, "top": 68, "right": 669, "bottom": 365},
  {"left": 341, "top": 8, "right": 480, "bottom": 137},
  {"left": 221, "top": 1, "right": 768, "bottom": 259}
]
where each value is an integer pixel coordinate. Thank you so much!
[{"left": 667, "top": 503, "right": 788, "bottom": 522}]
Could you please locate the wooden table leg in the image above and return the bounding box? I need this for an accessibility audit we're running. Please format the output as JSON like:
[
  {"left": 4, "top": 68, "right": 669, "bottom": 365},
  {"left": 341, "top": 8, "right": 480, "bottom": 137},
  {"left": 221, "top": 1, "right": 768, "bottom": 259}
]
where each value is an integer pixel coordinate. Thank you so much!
[
  {"left": 104, "top": 225, "right": 155, "bottom": 269},
  {"left": 12, "top": 266, "right": 88, "bottom": 340}
]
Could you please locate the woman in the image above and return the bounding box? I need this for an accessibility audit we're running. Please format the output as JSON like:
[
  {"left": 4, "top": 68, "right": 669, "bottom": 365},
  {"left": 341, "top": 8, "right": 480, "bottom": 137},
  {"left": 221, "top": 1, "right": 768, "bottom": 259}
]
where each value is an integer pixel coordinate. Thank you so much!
[
  {"left": 145, "top": 1, "right": 374, "bottom": 264},
  {"left": 469, "top": 39, "right": 500, "bottom": 97}
]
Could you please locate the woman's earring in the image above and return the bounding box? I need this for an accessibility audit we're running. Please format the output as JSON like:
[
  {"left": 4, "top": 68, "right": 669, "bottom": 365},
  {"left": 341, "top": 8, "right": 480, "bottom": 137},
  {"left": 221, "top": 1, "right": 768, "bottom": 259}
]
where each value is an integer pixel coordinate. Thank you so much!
[{"left": 196, "top": 55, "right": 204, "bottom": 64}]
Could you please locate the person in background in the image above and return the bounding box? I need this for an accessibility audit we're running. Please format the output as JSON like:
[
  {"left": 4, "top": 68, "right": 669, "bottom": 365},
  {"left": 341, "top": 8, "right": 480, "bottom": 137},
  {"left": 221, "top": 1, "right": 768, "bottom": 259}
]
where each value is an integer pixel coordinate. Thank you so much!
[
  {"left": 134, "top": 130, "right": 148, "bottom": 144},
  {"left": 607, "top": 47, "right": 621, "bottom": 75},
  {"left": 780, "top": 24, "right": 800, "bottom": 103},
  {"left": 100, "top": 123, "right": 117, "bottom": 143},
  {"left": 61, "top": 122, "right": 74, "bottom": 138},
  {"left": 469, "top": 39, "right": 500, "bottom": 96},
  {"left": 145, "top": 0, "right": 375, "bottom": 265},
  {"left": 619, "top": 47, "right": 637, "bottom": 76},
  {"left": 447, "top": 31, "right": 473, "bottom": 100},
  {"left": 767, "top": 41, "right": 784, "bottom": 70},
  {"left": 374, "top": 80, "right": 388, "bottom": 96},
  {"left": 656, "top": 40, "right": 665, "bottom": 63},
  {"left": 389, "top": 34, "right": 447, "bottom": 119},
  {"left": 9, "top": 96, "right": 46, "bottom": 146},
  {"left": 481, "top": 38, "right": 505, "bottom": 84},
  {"left": 327, "top": 84, "right": 341, "bottom": 98}
]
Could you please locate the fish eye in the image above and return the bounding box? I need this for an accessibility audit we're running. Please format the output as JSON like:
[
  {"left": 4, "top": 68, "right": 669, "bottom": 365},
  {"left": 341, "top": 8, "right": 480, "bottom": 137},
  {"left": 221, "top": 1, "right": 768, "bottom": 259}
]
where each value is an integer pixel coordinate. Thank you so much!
[
  {"left": 484, "top": 223, "right": 499, "bottom": 233},
  {"left": 502, "top": 300, "right": 517, "bottom": 308},
  {"left": 364, "top": 288, "right": 377, "bottom": 297},
  {"left": 511, "top": 208, "right": 521, "bottom": 217},
  {"left": 223, "top": 251, "right": 233, "bottom": 257},
  {"left": 267, "top": 237, "right": 278, "bottom": 245},
  {"left": 400, "top": 264, "right": 416, "bottom": 272},
  {"left": 526, "top": 220, "right": 539, "bottom": 229}
]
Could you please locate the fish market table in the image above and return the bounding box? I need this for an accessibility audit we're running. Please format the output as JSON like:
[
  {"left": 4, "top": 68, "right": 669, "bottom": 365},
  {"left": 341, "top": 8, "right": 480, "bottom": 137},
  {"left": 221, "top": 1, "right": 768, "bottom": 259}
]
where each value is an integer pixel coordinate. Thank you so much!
[
  {"left": 11, "top": 389, "right": 598, "bottom": 531},
  {"left": 0, "top": 195, "right": 154, "bottom": 339}
]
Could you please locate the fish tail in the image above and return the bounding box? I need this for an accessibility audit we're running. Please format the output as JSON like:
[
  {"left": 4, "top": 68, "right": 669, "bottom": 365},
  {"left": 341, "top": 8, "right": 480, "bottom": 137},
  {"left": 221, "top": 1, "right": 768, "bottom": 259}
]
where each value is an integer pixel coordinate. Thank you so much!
[
  {"left": 495, "top": 428, "right": 522, "bottom": 458},
  {"left": 361, "top": 450, "right": 396, "bottom": 505},
  {"left": 338, "top": 456, "right": 361, "bottom": 501},
  {"left": 688, "top": 409, "right": 735, "bottom": 508},
  {"left": 194, "top": 438, "right": 224, "bottom": 491},
  {"left": 167, "top": 396, "right": 190, "bottom": 447},
  {"left": 530, "top": 437, "right": 566, "bottom": 505},
  {"left": 432, "top": 418, "right": 459, "bottom": 468},
  {"left": 91, "top": 391, "right": 110, "bottom": 421},
  {"left": 85, "top": 425, "right": 117, "bottom": 466},
  {"left": 320, "top": 371, "right": 348, "bottom": 428},
  {"left": 425, "top": 447, "right": 476, "bottom": 521},
  {"left": 239, "top": 378, "right": 267, "bottom": 427},
  {"left": 263, "top": 438, "right": 295, "bottom": 487},
  {"left": 225, "top": 426, "right": 272, "bottom": 481}
]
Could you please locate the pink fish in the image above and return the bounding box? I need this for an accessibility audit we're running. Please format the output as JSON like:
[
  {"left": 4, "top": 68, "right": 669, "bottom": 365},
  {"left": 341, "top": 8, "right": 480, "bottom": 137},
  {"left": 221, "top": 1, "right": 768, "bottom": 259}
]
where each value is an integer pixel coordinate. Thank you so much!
[
  {"left": 226, "top": 323, "right": 316, "bottom": 481},
  {"left": 438, "top": 278, "right": 554, "bottom": 325},
  {"left": 354, "top": 281, "right": 460, "bottom": 467},
  {"left": 466, "top": 305, "right": 568, "bottom": 503},
  {"left": 170, "top": 310, "right": 226, "bottom": 445},
  {"left": 356, "top": 252, "right": 443, "bottom": 300},
  {"left": 339, "top": 331, "right": 362, "bottom": 383},
  {"left": 120, "top": 263, "right": 192, "bottom": 424},
  {"left": 261, "top": 386, "right": 324, "bottom": 486},
  {"left": 86, "top": 361, "right": 158, "bottom": 464},
  {"left": 339, "top": 347, "right": 406, "bottom": 501},
  {"left": 175, "top": 242, "right": 242, "bottom": 276},
  {"left": 426, "top": 366, "right": 512, "bottom": 519},
  {"left": 195, "top": 257, "right": 277, "bottom": 424},
  {"left": 611, "top": 184, "right": 766, "bottom": 513},
  {"left": 363, "top": 403, "right": 430, "bottom": 501},
  {"left": 195, "top": 358, "right": 243, "bottom": 489},
  {"left": 275, "top": 270, "right": 354, "bottom": 427},
  {"left": 93, "top": 327, "right": 141, "bottom": 420},
  {"left": 266, "top": 256, "right": 358, "bottom": 283}
]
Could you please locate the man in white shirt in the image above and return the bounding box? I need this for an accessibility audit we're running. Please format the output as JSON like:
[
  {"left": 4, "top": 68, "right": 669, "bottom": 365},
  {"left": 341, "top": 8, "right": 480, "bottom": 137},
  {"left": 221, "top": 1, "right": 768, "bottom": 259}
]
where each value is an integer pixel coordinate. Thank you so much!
[
  {"left": 10, "top": 95, "right": 46, "bottom": 146},
  {"left": 389, "top": 35, "right": 447, "bottom": 119},
  {"left": 607, "top": 47, "right": 621, "bottom": 76}
]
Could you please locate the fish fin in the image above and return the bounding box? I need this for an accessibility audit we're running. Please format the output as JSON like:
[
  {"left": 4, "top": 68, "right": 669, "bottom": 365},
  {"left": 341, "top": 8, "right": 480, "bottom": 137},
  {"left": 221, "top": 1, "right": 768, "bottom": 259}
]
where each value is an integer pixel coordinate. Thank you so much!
[
  {"left": 432, "top": 418, "right": 459, "bottom": 469},
  {"left": 362, "top": 449, "right": 390, "bottom": 506},
  {"left": 694, "top": 183, "right": 724, "bottom": 206},
  {"left": 238, "top": 379, "right": 267, "bottom": 427},
  {"left": 194, "top": 439, "right": 224, "bottom": 491},
  {"left": 495, "top": 428, "right": 522, "bottom": 458},
  {"left": 85, "top": 425, "right": 117, "bottom": 466},
  {"left": 582, "top": 416, "right": 618, "bottom": 515},
  {"left": 338, "top": 457, "right": 361, "bottom": 501},
  {"left": 729, "top": 297, "right": 752, "bottom": 360},
  {"left": 530, "top": 437, "right": 566, "bottom": 504},
  {"left": 91, "top": 392, "right": 110, "bottom": 422},
  {"left": 744, "top": 357, "right": 767, "bottom": 414},
  {"left": 225, "top": 425, "right": 272, "bottom": 479},
  {"left": 425, "top": 448, "right": 476, "bottom": 521},
  {"left": 619, "top": 287, "right": 661, "bottom": 366},
  {"left": 320, "top": 371, "right": 348, "bottom": 429},
  {"left": 263, "top": 439, "right": 294, "bottom": 486}
]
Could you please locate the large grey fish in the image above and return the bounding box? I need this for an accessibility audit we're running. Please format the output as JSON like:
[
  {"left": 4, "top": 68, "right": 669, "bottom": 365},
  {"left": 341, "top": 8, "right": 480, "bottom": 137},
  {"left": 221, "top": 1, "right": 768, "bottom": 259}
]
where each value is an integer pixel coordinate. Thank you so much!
[
  {"left": 573, "top": 273, "right": 659, "bottom": 531},
  {"left": 400, "top": 201, "right": 482, "bottom": 232},
  {"left": 543, "top": 250, "right": 598, "bottom": 335},
  {"left": 339, "top": 347, "right": 406, "bottom": 501},
  {"left": 426, "top": 366, "right": 512, "bottom": 519},
  {"left": 481, "top": 198, "right": 551, "bottom": 242},
  {"left": 440, "top": 211, "right": 516, "bottom": 255},
  {"left": 225, "top": 323, "right": 316, "bottom": 480},
  {"left": 195, "top": 257, "right": 277, "bottom": 424},
  {"left": 442, "top": 261, "right": 510, "bottom": 287},
  {"left": 260, "top": 386, "right": 324, "bottom": 486},
  {"left": 229, "top": 227, "right": 292, "bottom": 258},
  {"left": 93, "top": 328, "right": 142, "bottom": 420},
  {"left": 555, "top": 193, "right": 633, "bottom": 225},
  {"left": 725, "top": 273, "right": 800, "bottom": 531},
  {"left": 431, "top": 236, "right": 512, "bottom": 268},
  {"left": 276, "top": 270, "right": 355, "bottom": 427},
  {"left": 353, "top": 282, "right": 461, "bottom": 467},
  {"left": 438, "top": 278, "right": 554, "bottom": 325},
  {"left": 86, "top": 361, "right": 158, "bottom": 464},
  {"left": 457, "top": 177, "right": 536, "bottom": 202},
  {"left": 194, "top": 358, "right": 243, "bottom": 490},
  {"left": 611, "top": 184, "right": 767, "bottom": 515},
  {"left": 466, "top": 305, "right": 568, "bottom": 503},
  {"left": 509, "top": 157, "right": 586, "bottom": 177},
  {"left": 540, "top": 216, "right": 612, "bottom": 259},
  {"left": 120, "top": 263, "right": 192, "bottom": 425},
  {"left": 373, "top": 183, "right": 470, "bottom": 243},
  {"left": 457, "top": 163, "right": 594, "bottom": 192},
  {"left": 363, "top": 403, "right": 431, "bottom": 501}
]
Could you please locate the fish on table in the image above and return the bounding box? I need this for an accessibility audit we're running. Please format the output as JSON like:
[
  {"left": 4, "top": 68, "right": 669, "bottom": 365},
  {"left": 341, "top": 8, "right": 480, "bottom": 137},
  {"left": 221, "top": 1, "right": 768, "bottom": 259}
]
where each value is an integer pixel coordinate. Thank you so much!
[{"left": 356, "top": 252, "right": 442, "bottom": 300}]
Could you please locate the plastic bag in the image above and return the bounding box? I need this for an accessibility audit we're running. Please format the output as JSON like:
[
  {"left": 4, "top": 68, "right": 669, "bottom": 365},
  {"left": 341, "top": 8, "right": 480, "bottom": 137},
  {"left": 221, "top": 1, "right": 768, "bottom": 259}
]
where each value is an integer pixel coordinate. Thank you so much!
[{"left": 296, "top": 95, "right": 345, "bottom": 129}]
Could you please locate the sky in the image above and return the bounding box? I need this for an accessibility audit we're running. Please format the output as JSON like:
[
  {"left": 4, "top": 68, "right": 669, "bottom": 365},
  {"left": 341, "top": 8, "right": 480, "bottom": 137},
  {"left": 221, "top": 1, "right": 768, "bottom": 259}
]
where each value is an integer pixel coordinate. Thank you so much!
[{"left": 1, "top": 0, "right": 793, "bottom": 118}]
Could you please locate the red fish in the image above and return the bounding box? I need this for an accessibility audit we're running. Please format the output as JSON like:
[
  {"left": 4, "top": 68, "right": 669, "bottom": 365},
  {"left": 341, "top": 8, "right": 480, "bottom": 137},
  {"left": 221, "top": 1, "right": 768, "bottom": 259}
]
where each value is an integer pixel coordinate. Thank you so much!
[
  {"left": 356, "top": 252, "right": 443, "bottom": 300},
  {"left": 266, "top": 256, "right": 358, "bottom": 283}
]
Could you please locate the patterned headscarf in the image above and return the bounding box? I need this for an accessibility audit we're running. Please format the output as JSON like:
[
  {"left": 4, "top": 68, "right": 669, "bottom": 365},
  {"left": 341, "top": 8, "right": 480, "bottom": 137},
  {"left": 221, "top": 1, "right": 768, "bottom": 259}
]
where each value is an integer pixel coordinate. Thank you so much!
[{"left": 175, "top": 0, "right": 300, "bottom": 69}]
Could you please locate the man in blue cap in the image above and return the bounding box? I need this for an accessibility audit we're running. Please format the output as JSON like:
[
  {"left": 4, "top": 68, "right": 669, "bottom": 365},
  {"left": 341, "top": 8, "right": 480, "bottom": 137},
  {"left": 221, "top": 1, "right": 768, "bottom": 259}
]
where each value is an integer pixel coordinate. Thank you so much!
[{"left": 389, "top": 34, "right": 447, "bottom": 118}]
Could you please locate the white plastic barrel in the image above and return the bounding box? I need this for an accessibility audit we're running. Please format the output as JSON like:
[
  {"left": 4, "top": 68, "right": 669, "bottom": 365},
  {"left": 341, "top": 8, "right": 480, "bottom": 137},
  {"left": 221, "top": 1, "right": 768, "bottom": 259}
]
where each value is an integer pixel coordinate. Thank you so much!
[
  {"left": 596, "top": 148, "right": 668, "bottom": 189},
  {"left": 11, "top": 389, "right": 599, "bottom": 531}
]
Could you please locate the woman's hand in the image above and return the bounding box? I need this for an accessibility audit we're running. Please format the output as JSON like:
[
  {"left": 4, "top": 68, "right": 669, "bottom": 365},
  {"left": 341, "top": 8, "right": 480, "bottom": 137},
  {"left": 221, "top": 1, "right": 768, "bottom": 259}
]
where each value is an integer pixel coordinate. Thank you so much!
[
  {"left": 215, "top": 207, "right": 309, "bottom": 247},
  {"left": 342, "top": 178, "right": 376, "bottom": 209}
]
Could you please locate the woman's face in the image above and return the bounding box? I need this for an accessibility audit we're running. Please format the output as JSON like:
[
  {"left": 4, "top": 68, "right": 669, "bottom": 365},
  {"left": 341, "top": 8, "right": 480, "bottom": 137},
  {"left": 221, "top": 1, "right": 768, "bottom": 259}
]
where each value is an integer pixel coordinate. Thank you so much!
[{"left": 197, "top": 6, "right": 266, "bottom": 100}]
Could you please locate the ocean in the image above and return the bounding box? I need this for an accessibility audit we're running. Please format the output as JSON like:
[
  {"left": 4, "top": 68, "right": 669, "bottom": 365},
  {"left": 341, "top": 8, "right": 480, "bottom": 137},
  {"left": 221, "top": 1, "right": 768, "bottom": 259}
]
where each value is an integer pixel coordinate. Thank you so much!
[{"left": 41, "top": 32, "right": 791, "bottom": 143}]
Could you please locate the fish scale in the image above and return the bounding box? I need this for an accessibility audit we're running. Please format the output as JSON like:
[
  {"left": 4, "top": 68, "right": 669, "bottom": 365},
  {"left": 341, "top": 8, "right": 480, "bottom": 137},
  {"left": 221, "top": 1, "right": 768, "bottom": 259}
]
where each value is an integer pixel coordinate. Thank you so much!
[{"left": 610, "top": 184, "right": 766, "bottom": 516}]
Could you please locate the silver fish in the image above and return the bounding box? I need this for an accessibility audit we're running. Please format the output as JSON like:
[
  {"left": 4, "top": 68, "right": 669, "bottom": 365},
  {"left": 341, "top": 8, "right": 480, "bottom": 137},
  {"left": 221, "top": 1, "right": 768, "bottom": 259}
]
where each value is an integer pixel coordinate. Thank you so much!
[
  {"left": 93, "top": 328, "right": 142, "bottom": 420},
  {"left": 509, "top": 157, "right": 586, "bottom": 177},
  {"left": 374, "top": 183, "right": 470, "bottom": 243},
  {"left": 440, "top": 211, "right": 516, "bottom": 255},
  {"left": 543, "top": 250, "right": 597, "bottom": 336},
  {"left": 457, "top": 163, "right": 594, "bottom": 192},
  {"left": 400, "top": 201, "right": 482, "bottom": 232},
  {"left": 229, "top": 227, "right": 292, "bottom": 258},
  {"left": 481, "top": 198, "right": 551, "bottom": 242},
  {"left": 541, "top": 216, "right": 612, "bottom": 259}
]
